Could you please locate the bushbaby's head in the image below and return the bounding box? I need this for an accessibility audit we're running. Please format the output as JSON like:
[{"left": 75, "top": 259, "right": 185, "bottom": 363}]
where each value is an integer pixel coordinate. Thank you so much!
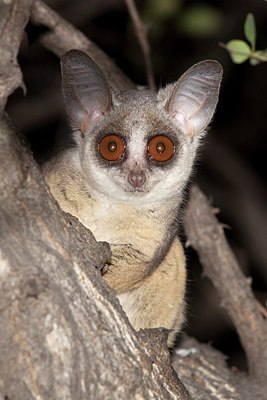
[{"left": 61, "top": 50, "right": 222, "bottom": 206}]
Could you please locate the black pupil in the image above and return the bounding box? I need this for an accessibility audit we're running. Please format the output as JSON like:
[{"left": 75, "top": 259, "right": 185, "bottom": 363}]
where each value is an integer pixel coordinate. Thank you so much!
[
  {"left": 156, "top": 142, "right": 165, "bottom": 154},
  {"left": 108, "top": 141, "right": 117, "bottom": 153}
]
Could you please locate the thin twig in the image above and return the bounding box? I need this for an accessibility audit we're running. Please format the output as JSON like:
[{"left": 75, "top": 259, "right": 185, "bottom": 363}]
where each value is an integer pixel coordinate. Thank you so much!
[{"left": 124, "top": 0, "right": 156, "bottom": 90}]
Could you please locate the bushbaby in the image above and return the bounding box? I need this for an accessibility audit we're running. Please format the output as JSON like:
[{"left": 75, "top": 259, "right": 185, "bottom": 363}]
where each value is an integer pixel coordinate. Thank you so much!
[{"left": 43, "top": 50, "right": 222, "bottom": 345}]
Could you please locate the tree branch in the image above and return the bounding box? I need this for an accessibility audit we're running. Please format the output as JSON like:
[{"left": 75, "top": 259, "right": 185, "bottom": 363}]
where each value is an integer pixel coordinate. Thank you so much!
[
  {"left": 0, "top": 0, "right": 33, "bottom": 111},
  {"left": 203, "top": 136, "right": 267, "bottom": 283},
  {"left": 30, "top": 0, "right": 134, "bottom": 92},
  {"left": 184, "top": 185, "right": 267, "bottom": 383}
]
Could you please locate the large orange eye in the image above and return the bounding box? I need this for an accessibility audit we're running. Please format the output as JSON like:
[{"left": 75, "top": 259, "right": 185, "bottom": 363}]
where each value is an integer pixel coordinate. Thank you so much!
[
  {"left": 98, "top": 134, "right": 126, "bottom": 161},
  {"left": 147, "top": 135, "right": 175, "bottom": 162}
]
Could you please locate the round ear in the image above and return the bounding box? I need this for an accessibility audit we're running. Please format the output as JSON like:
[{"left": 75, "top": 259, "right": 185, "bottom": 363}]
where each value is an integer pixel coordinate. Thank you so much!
[
  {"left": 166, "top": 60, "right": 223, "bottom": 138},
  {"left": 61, "top": 49, "right": 112, "bottom": 135}
]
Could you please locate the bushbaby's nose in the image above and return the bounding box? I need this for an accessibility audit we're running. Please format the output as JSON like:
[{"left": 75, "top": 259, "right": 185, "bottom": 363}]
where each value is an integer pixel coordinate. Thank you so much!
[{"left": 128, "top": 170, "right": 146, "bottom": 188}]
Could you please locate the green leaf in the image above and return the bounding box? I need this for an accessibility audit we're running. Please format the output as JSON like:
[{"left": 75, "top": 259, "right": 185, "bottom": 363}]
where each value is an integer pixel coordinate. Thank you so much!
[
  {"left": 226, "top": 40, "right": 251, "bottom": 64},
  {"left": 249, "top": 58, "right": 260, "bottom": 66},
  {"left": 244, "top": 13, "right": 256, "bottom": 49}
]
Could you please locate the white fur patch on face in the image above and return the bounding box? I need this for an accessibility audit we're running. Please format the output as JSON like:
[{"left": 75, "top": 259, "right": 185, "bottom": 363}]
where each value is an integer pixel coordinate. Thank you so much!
[{"left": 127, "top": 130, "right": 147, "bottom": 165}]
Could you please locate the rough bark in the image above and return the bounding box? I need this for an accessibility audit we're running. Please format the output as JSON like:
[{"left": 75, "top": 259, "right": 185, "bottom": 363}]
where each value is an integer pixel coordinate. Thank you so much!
[
  {"left": 184, "top": 186, "right": 267, "bottom": 383},
  {"left": 0, "top": 0, "right": 33, "bottom": 111},
  {"left": 0, "top": 1, "right": 266, "bottom": 399},
  {"left": 173, "top": 337, "right": 265, "bottom": 400}
]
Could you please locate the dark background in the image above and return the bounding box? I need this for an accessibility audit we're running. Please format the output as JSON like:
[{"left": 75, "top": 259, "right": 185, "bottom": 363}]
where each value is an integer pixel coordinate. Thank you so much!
[{"left": 7, "top": 0, "right": 267, "bottom": 370}]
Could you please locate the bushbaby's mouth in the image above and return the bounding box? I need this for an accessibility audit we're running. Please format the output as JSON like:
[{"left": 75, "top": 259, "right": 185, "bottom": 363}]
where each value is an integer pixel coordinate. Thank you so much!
[{"left": 126, "top": 187, "right": 149, "bottom": 194}]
